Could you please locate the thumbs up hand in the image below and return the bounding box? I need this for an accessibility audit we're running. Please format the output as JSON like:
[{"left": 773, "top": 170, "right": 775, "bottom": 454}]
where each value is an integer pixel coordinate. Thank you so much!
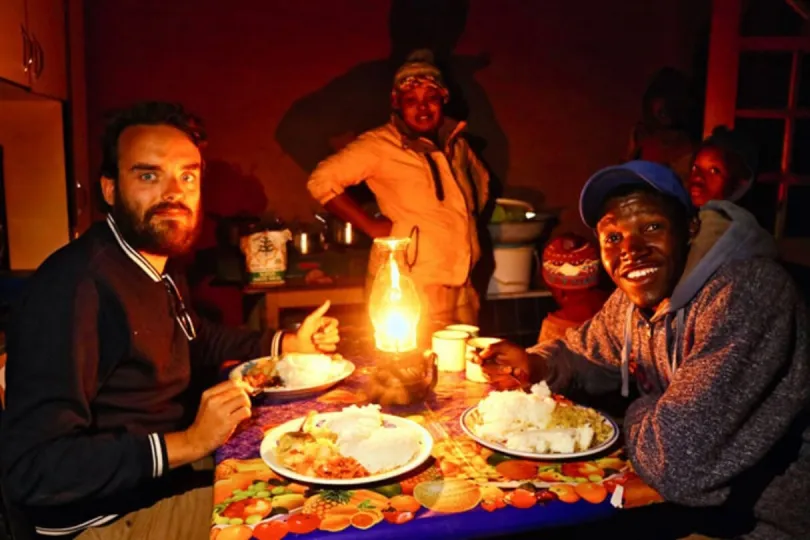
[{"left": 290, "top": 300, "right": 340, "bottom": 354}]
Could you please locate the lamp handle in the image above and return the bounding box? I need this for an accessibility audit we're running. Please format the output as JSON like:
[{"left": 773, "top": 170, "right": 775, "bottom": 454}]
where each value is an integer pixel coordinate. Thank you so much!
[
  {"left": 423, "top": 350, "right": 438, "bottom": 391},
  {"left": 406, "top": 225, "right": 419, "bottom": 272}
]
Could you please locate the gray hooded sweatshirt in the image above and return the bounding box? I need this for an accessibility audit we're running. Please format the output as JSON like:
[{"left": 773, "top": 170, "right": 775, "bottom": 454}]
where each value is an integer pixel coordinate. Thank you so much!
[{"left": 528, "top": 201, "right": 810, "bottom": 539}]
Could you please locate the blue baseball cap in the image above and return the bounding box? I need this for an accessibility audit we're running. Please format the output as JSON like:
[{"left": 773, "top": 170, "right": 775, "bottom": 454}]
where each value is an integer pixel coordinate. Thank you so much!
[{"left": 579, "top": 160, "right": 695, "bottom": 228}]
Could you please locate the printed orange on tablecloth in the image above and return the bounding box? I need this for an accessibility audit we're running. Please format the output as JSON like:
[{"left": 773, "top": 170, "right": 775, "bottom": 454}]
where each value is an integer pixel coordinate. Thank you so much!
[{"left": 212, "top": 335, "right": 663, "bottom": 539}]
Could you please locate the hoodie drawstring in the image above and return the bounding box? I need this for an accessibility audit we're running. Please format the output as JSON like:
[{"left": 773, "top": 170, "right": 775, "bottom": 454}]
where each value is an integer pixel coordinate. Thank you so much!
[
  {"left": 664, "top": 310, "right": 685, "bottom": 377},
  {"left": 622, "top": 305, "right": 685, "bottom": 397},
  {"left": 664, "top": 309, "right": 685, "bottom": 379},
  {"left": 664, "top": 313, "right": 673, "bottom": 371},
  {"left": 621, "top": 305, "right": 634, "bottom": 397}
]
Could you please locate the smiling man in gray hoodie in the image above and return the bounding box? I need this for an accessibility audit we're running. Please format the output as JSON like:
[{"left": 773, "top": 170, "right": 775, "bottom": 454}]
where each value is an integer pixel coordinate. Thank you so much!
[{"left": 482, "top": 160, "right": 810, "bottom": 539}]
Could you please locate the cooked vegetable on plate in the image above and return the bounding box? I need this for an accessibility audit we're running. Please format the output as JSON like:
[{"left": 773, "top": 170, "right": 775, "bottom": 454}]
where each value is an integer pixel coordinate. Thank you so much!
[
  {"left": 261, "top": 405, "right": 433, "bottom": 485},
  {"left": 231, "top": 353, "right": 354, "bottom": 396}
]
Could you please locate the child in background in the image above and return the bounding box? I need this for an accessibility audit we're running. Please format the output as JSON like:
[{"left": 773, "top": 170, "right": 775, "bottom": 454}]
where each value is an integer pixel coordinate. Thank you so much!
[
  {"left": 683, "top": 126, "right": 763, "bottom": 275},
  {"left": 687, "top": 125, "right": 758, "bottom": 208},
  {"left": 538, "top": 234, "right": 610, "bottom": 343}
]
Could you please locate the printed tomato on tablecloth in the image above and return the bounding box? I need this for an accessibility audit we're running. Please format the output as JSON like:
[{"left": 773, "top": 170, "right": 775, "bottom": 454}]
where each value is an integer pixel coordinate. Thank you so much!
[
  {"left": 209, "top": 453, "right": 659, "bottom": 538},
  {"left": 212, "top": 346, "right": 665, "bottom": 539},
  {"left": 432, "top": 437, "right": 625, "bottom": 481}
]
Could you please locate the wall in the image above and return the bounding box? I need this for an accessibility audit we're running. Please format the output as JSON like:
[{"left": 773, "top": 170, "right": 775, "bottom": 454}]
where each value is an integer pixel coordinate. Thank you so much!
[{"left": 84, "top": 0, "right": 709, "bottom": 243}]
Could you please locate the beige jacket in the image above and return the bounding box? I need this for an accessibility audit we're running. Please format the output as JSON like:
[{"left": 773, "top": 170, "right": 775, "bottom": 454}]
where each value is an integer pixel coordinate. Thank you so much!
[{"left": 307, "top": 118, "right": 490, "bottom": 286}]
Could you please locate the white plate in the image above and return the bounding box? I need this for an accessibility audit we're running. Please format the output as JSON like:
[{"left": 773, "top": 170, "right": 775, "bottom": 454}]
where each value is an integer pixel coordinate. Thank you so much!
[
  {"left": 459, "top": 405, "right": 619, "bottom": 460},
  {"left": 260, "top": 412, "right": 434, "bottom": 486},
  {"left": 229, "top": 355, "right": 355, "bottom": 399}
]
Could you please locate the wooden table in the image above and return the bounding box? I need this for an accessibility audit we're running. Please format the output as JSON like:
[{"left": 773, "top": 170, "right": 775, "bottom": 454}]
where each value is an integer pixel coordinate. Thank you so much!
[{"left": 244, "top": 277, "right": 366, "bottom": 329}]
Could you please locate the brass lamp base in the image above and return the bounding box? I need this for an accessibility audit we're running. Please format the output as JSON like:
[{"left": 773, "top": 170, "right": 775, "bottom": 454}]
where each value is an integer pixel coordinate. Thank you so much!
[{"left": 366, "top": 348, "right": 437, "bottom": 406}]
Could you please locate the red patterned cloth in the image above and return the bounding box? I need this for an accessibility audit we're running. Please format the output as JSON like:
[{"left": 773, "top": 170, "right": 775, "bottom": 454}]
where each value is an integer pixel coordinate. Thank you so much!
[{"left": 541, "top": 234, "right": 600, "bottom": 290}]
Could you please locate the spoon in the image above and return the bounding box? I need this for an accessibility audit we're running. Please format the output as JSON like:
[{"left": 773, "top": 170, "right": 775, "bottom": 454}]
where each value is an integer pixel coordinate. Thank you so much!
[
  {"left": 277, "top": 412, "right": 317, "bottom": 452},
  {"left": 234, "top": 378, "right": 262, "bottom": 397}
]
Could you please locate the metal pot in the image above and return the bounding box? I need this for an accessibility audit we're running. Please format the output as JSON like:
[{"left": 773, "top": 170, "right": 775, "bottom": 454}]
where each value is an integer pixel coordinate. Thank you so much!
[
  {"left": 291, "top": 230, "right": 324, "bottom": 255},
  {"left": 315, "top": 213, "right": 371, "bottom": 248}
]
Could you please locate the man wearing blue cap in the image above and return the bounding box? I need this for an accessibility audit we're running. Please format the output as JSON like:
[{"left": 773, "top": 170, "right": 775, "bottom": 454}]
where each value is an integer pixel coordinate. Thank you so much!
[{"left": 480, "top": 161, "right": 810, "bottom": 539}]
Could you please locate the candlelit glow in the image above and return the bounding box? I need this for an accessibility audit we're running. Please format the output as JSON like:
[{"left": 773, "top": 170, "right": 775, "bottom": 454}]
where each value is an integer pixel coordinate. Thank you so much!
[{"left": 368, "top": 237, "right": 420, "bottom": 352}]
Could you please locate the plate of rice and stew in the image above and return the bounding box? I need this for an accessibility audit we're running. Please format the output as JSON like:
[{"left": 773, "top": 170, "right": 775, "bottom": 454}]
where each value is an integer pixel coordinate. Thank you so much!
[
  {"left": 260, "top": 405, "right": 434, "bottom": 486},
  {"left": 460, "top": 382, "right": 619, "bottom": 460},
  {"left": 230, "top": 353, "right": 355, "bottom": 399}
]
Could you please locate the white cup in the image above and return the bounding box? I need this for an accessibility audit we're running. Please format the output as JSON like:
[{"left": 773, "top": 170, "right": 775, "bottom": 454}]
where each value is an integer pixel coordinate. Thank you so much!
[
  {"left": 444, "top": 324, "right": 480, "bottom": 338},
  {"left": 465, "top": 337, "right": 503, "bottom": 383},
  {"left": 431, "top": 330, "right": 469, "bottom": 372}
]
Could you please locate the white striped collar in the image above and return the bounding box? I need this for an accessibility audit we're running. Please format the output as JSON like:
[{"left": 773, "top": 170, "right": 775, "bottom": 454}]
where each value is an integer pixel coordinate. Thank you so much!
[
  {"left": 105, "top": 214, "right": 162, "bottom": 282},
  {"left": 35, "top": 514, "right": 119, "bottom": 536}
]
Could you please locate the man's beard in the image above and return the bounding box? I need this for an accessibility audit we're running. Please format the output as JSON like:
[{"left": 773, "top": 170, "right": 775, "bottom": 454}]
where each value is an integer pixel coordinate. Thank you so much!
[{"left": 112, "top": 193, "right": 200, "bottom": 258}]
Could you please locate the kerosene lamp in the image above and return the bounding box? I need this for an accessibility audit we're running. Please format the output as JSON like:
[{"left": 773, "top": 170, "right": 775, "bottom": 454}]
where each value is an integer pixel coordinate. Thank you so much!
[{"left": 366, "top": 237, "right": 436, "bottom": 406}]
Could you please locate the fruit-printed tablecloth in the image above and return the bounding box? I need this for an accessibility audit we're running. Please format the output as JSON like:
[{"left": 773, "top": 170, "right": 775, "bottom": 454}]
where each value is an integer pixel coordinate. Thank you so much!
[{"left": 211, "top": 333, "right": 663, "bottom": 540}]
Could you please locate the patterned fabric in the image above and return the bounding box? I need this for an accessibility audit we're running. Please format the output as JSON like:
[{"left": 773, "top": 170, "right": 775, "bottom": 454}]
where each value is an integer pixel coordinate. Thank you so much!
[
  {"left": 541, "top": 234, "right": 600, "bottom": 290},
  {"left": 210, "top": 332, "right": 663, "bottom": 539},
  {"left": 392, "top": 49, "right": 449, "bottom": 104},
  {"left": 395, "top": 75, "right": 444, "bottom": 93}
]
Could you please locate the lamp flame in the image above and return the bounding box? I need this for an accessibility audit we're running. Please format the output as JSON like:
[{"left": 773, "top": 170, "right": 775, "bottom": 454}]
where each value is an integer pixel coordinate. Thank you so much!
[{"left": 368, "top": 237, "right": 420, "bottom": 353}]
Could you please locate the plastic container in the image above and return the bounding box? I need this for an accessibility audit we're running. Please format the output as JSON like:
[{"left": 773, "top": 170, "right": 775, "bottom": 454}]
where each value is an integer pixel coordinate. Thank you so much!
[
  {"left": 240, "top": 228, "right": 292, "bottom": 286},
  {"left": 487, "top": 244, "right": 536, "bottom": 295}
]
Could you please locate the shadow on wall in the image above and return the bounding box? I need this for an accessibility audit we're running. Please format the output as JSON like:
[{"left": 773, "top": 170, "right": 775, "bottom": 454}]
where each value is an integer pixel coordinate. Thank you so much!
[
  {"left": 275, "top": 0, "right": 513, "bottom": 299},
  {"left": 275, "top": 0, "right": 509, "bottom": 300},
  {"left": 274, "top": 0, "right": 510, "bottom": 195},
  {"left": 200, "top": 159, "right": 268, "bottom": 229},
  {"left": 185, "top": 159, "right": 269, "bottom": 325}
]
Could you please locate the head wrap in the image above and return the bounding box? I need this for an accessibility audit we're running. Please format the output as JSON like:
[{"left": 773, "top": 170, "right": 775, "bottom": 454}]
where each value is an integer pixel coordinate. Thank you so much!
[
  {"left": 542, "top": 234, "right": 601, "bottom": 290},
  {"left": 392, "top": 49, "right": 449, "bottom": 105}
]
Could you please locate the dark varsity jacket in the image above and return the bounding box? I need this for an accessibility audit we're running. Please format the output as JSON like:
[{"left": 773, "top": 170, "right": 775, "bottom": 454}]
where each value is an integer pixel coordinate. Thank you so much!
[{"left": 0, "top": 216, "right": 285, "bottom": 536}]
